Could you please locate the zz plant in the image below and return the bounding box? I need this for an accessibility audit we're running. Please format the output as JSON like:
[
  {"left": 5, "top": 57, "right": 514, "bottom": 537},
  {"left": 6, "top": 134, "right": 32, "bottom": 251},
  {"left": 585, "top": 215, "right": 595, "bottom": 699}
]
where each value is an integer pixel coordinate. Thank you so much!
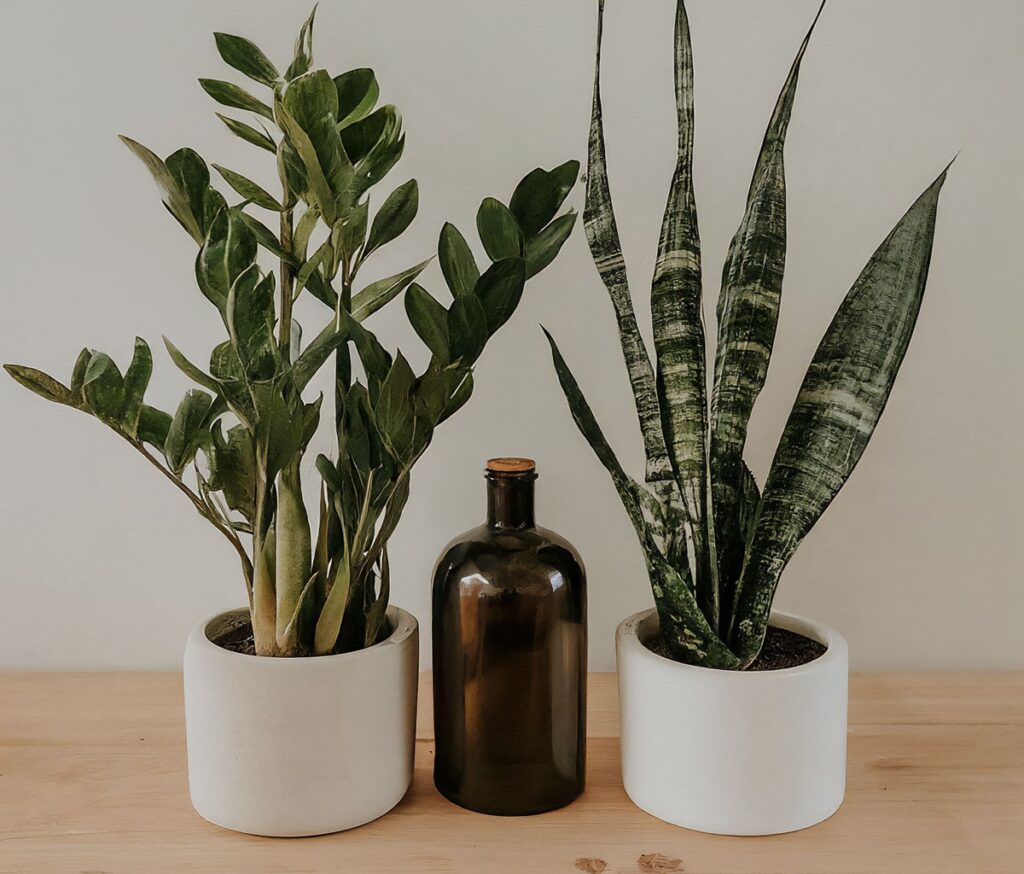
[
  {"left": 7, "top": 8, "right": 578, "bottom": 657},
  {"left": 545, "top": 0, "right": 948, "bottom": 668}
]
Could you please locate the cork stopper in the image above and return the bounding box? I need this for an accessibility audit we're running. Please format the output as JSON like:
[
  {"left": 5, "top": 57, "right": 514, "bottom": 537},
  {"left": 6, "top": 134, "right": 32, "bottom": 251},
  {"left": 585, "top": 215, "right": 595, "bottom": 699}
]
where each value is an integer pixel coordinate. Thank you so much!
[{"left": 485, "top": 457, "right": 537, "bottom": 478}]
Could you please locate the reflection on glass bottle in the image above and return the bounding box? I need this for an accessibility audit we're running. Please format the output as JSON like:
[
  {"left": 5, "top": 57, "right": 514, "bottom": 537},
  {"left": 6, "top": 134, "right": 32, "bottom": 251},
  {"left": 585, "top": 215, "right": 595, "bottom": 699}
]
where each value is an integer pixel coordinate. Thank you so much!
[{"left": 431, "top": 458, "right": 587, "bottom": 815}]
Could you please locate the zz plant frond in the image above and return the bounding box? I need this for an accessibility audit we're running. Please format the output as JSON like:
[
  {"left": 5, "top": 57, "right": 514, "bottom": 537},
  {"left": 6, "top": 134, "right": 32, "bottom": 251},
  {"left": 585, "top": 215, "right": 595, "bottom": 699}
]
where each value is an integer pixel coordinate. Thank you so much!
[
  {"left": 7, "top": 8, "right": 579, "bottom": 657},
  {"left": 545, "top": 0, "right": 948, "bottom": 668}
]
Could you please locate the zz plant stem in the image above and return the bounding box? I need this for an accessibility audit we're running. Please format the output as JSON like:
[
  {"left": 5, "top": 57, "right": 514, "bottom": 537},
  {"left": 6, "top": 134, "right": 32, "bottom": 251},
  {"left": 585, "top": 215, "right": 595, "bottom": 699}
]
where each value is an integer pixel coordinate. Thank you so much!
[
  {"left": 7, "top": 7, "right": 579, "bottom": 658},
  {"left": 546, "top": 0, "right": 949, "bottom": 669}
]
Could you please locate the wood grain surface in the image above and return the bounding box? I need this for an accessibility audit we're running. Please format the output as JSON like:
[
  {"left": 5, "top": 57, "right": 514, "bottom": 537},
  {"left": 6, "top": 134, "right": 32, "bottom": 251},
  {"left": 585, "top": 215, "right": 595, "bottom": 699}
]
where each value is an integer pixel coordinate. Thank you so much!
[{"left": 1, "top": 672, "right": 1020, "bottom": 873}]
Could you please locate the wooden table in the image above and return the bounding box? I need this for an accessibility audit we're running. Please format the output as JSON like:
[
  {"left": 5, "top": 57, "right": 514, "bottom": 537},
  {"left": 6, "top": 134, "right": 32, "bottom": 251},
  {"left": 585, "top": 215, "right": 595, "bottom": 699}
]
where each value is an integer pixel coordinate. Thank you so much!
[{"left": 1, "top": 672, "right": 1020, "bottom": 873}]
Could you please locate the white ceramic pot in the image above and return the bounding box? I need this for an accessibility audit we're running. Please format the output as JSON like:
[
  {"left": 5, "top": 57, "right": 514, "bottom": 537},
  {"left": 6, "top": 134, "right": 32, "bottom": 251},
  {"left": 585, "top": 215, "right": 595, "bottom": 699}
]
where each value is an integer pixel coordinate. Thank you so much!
[
  {"left": 616, "top": 608, "right": 847, "bottom": 836},
  {"left": 183, "top": 605, "right": 418, "bottom": 837}
]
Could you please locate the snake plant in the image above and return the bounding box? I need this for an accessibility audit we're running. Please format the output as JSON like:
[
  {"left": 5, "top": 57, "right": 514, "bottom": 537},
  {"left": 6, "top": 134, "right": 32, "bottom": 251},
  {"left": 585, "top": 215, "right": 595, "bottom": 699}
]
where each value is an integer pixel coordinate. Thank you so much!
[
  {"left": 6, "top": 8, "right": 578, "bottom": 657},
  {"left": 545, "top": 0, "right": 948, "bottom": 668}
]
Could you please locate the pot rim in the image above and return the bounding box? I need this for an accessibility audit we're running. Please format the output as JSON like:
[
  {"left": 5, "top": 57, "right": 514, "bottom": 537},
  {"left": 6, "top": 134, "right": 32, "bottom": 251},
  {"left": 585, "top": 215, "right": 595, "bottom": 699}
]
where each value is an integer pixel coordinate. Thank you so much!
[
  {"left": 617, "top": 607, "right": 848, "bottom": 679},
  {"left": 187, "top": 604, "right": 417, "bottom": 667}
]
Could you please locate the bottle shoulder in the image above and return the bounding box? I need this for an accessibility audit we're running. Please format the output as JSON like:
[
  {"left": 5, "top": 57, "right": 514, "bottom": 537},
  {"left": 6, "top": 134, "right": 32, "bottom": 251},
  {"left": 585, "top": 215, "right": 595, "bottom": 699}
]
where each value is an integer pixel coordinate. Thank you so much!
[{"left": 433, "top": 523, "right": 585, "bottom": 584}]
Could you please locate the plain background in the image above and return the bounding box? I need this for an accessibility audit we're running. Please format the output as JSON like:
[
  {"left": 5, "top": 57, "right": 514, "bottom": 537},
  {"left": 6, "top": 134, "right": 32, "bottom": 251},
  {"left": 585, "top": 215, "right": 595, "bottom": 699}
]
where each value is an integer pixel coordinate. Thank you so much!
[{"left": 1, "top": 0, "right": 1021, "bottom": 670}]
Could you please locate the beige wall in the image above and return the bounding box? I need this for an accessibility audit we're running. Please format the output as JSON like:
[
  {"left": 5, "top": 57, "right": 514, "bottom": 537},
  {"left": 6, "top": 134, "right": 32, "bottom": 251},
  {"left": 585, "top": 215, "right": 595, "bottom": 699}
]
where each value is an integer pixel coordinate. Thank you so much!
[{"left": 2, "top": 0, "right": 1021, "bottom": 669}]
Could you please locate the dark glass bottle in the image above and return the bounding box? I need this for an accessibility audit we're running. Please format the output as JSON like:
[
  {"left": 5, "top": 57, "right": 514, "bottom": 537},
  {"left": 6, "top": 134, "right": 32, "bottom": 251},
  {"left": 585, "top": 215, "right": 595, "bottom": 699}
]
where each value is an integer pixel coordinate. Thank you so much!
[{"left": 431, "top": 458, "right": 587, "bottom": 815}]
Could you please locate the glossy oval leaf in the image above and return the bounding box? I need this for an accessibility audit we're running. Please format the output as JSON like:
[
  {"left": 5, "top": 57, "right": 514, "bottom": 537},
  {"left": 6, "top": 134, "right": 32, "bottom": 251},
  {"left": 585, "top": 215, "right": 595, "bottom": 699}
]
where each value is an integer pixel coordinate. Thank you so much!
[
  {"left": 213, "top": 164, "right": 281, "bottom": 210},
  {"left": 199, "top": 78, "right": 274, "bottom": 120},
  {"left": 438, "top": 222, "right": 479, "bottom": 298},
  {"left": 217, "top": 113, "right": 276, "bottom": 153},
  {"left": 214, "top": 32, "right": 279, "bottom": 87},
  {"left": 404, "top": 282, "right": 449, "bottom": 361},
  {"left": 334, "top": 68, "right": 379, "bottom": 128},
  {"left": 476, "top": 197, "right": 523, "bottom": 261},
  {"left": 475, "top": 257, "right": 526, "bottom": 334},
  {"left": 364, "top": 179, "right": 418, "bottom": 256}
]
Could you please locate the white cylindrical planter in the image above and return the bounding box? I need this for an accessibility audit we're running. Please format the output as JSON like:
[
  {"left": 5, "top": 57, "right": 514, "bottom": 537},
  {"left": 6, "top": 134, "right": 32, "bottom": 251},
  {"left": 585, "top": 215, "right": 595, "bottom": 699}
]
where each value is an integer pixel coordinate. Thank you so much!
[
  {"left": 616, "top": 609, "right": 847, "bottom": 836},
  {"left": 183, "top": 605, "right": 418, "bottom": 837}
]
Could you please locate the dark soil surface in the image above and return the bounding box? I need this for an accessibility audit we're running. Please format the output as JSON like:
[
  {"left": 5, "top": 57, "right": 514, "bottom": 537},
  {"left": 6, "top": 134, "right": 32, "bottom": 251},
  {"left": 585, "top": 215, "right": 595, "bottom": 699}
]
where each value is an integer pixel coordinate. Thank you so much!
[
  {"left": 649, "top": 625, "right": 826, "bottom": 670},
  {"left": 213, "top": 621, "right": 258, "bottom": 655}
]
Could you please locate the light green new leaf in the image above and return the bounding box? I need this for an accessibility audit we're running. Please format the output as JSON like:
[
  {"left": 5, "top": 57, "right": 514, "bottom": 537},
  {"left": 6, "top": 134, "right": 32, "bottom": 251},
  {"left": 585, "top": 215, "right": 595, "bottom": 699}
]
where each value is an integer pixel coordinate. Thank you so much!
[
  {"left": 730, "top": 167, "right": 950, "bottom": 665},
  {"left": 476, "top": 197, "right": 523, "bottom": 261},
  {"left": 213, "top": 164, "right": 281, "bottom": 210},
  {"left": 364, "top": 179, "right": 418, "bottom": 256},
  {"left": 121, "top": 337, "right": 153, "bottom": 437},
  {"left": 217, "top": 113, "right": 276, "bottom": 153},
  {"left": 710, "top": 1, "right": 823, "bottom": 611},
  {"left": 584, "top": 1, "right": 671, "bottom": 485},
  {"left": 199, "top": 78, "right": 274, "bottom": 120},
  {"left": 214, "top": 33, "right": 279, "bottom": 87},
  {"left": 314, "top": 542, "right": 350, "bottom": 655},
  {"left": 4, "top": 365, "right": 76, "bottom": 407},
  {"left": 285, "top": 5, "right": 317, "bottom": 80},
  {"left": 350, "top": 258, "right": 431, "bottom": 322},
  {"left": 438, "top": 222, "right": 480, "bottom": 298},
  {"left": 119, "top": 137, "right": 204, "bottom": 244}
]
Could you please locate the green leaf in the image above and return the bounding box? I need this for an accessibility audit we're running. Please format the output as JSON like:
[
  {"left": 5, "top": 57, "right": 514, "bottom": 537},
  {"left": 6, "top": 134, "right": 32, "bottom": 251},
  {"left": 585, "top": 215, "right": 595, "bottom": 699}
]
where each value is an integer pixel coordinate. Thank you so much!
[
  {"left": 314, "top": 543, "right": 350, "bottom": 655},
  {"left": 341, "top": 313, "right": 392, "bottom": 390},
  {"left": 334, "top": 200, "right": 368, "bottom": 263},
  {"left": 350, "top": 258, "right": 431, "bottom": 322},
  {"left": 334, "top": 68, "right": 379, "bottom": 128},
  {"left": 475, "top": 257, "right": 526, "bottom": 335},
  {"left": 285, "top": 6, "right": 317, "bottom": 80},
  {"left": 373, "top": 352, "right": 416, "bottom": 458},
  {"left": 437, "top": 371, "right": 473, "bottom": 425},
  {"left": 4, "top": 364, "right": 76, "bottom": 406},
  {"left": 509, "top": 159, "right": 579, "bottom": 238},
  {"left": 730, "top": 166, "right": 950, "bottom": 666},
  {"left": 404, "top": 283, "right": 449, "bottom": 361},
  {"left": 526, "top": 211, "right": 577, "bottom": 278},
  {"left": 476, "top": 197, "right": 523, "bottom": 261},
  {"left": 364, "top": 179, "right": 418, "bottom": 256},
  {"left": 213, "top": 164, "right": 281, "bottom": 210},
  {"left": 709, "top": 2, "right": 823, "bottom": 613},
  {"left": 214, "top": 32, "right": 279, "bottom": 87},
  {"left": 438, "top": 222, "right": 479, "bottom": 298},
  {"left": 165, "top": 148, "right": 214, "bottom": 238},
  {"left": 583, "top": 0, "right": 671, "bottom": 485},
  {"left": 649, "top": 0, "right": 717, "bottom": 626},
  {"left": 217, "top": 113, "right": 276, "bottom": 153},
  {"left": 237, "top": 212, "right": 296, "bottom": 264},
  {"left": 199, "top": 78, "right": 274, "bottom": 120},
  {"left": 281, "top": 70, "right": 348, "bottom": 194},
  {"left": 195, "top": 208, "right": 258, "bottom": 314},
  {"left": 121, "top": 338, "right": 153, "bottom": 437},
  {"left": 340, "top": 104, "right": 389, "bottom": 163},
  {"left": 138, "top": 405, "right": 172, "bottom": 451},
  {"left": 446, "top": 295, "right": 487, "bottom": 365},
  {"left": 82, "top": 353, "right": 126, "bottom": 424},
  {"left": 294, "top": 239, "right": 331, "bottom": 302},
  {"left": 291, "top": 320, "right": 349, "bottom": 391},
  {"left": 165, "top": 389, "right": 216, "bottom": 475},
  {"left": 276, "top": 87, "right": 340, "bottom": 223},
  {"left": 70, "top": 349, "right": 92, "bottom": 402},
  {"left": 227, "top": 265, "right": 278, "bottom": 380},
  {"left": 208, "top": 423, "right": 256, "bottom": 522},
  {"left": 119, "top": 137, "right": 203, "bottom": 244}
]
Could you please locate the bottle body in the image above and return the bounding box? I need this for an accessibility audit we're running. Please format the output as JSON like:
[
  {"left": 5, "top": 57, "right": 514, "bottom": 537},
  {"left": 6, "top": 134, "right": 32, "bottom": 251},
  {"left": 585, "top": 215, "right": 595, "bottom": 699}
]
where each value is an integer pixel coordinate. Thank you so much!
[{"left": 431, "top": 460, "right": 586, "bottom": 815}]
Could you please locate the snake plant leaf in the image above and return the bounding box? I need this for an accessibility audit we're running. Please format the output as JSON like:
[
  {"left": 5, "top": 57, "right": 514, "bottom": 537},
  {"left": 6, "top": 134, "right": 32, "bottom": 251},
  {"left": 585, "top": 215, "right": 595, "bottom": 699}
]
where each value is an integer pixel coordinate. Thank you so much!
[
  {"left": 509, "top": 160, "right": 580, "bottom": 238},
  {"left": 364, "top": 179, "right": 418, "bottom": 257},
  {"left": 214, "top": 33, "right": 280, "bottom": 88},
  {"left": 119, "top": 137, "right": 204, "bottom": 244},
  {"left": 437, "top": 371, "right": 473, "bottom": 425},
  {"left": 476, "top": 197, "right": 523, "bottom": 261},
  {"left": 275, "top": 456, "right": 313, "bottom": 646},
  {"left": 526, "top": 211, "right": 577, "bottom": 279},
  {"left": 438, "top": 223, "right": 480, "bottom": 298},
  {"left": 165, "top": 389, "right": 216, "bottom": 475},
  {"left": 82, "top": 353, "right": 125, "bottom": 425},
  {"left": 447, "top": 295, "right": 488, "bottom": 365},
  {"left": 285, "top": 5, "right": 317, "bottom": 81},
  {"left": 121, "top": 338, "right": 153, "bottom": 438},
  {"left": 475, "top": 257, "right": 527, "bottom": 335},
  {"left": 4, "top": 365, "right": 76, "bottom": 407},
  {"left": 730, "top": 166, "right": 950, "bottom": 665},
  {"left": 208, "top": 422, "right": 256, "bottom": 522},
  {"left": 216, "top": 113, "right": 276, "bottom": 153},
  {"left": 213, "top": 164, "right": 281, "bottom": 210},
  {"left": 584, "top": 0, "right": 671, "bottom": 485},
  {"left": 138, "top": 405, "right": 172, "bottom": 452},
  {"left": 199, "top": 78, "right": 274, "bottom": 121},
  {"left": 405, "top": 282, "right": 450, "bottom": 362},
  {"left": 195, "top": 208, "right": 257, "bottom": 314},
  {"left": 350, "top": 258, "right": 432, "bottom": 322},
  {"left": 709, "top": 2, "right": 823, "bottom": 609},
  {"left": 227, "top": 265, "right": 278, "bottom": 380},
  {"left": 334, "top": 68, "right": 380, "bottom": 129}
]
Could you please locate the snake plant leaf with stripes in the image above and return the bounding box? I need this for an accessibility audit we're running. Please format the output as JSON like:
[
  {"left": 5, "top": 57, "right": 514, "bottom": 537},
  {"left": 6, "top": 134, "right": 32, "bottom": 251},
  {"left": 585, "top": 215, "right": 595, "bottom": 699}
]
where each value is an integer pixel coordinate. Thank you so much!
[
  {"left": 6, "top": 7, "right": 579, "bottom": 658},
  {"left": 546, "top": 0, "right": 949, "bottom": 668}
]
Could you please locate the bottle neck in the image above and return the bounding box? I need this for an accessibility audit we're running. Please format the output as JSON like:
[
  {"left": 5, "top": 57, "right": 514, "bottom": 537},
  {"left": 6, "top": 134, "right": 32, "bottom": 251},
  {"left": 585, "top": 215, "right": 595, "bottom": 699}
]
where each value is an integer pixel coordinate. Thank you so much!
[{"left": 486, "top": 476, "right": 536, "bottom": 530}]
